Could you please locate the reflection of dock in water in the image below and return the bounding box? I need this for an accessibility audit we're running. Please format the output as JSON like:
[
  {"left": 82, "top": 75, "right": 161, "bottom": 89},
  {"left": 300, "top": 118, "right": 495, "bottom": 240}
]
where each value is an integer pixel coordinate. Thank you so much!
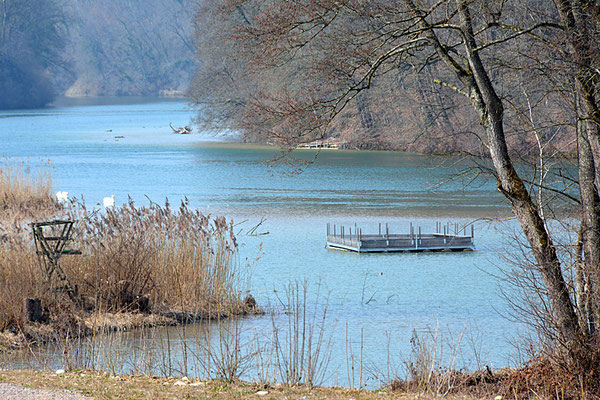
[{"left": 326, "top": 222, "right": 475, "bottom": 253}]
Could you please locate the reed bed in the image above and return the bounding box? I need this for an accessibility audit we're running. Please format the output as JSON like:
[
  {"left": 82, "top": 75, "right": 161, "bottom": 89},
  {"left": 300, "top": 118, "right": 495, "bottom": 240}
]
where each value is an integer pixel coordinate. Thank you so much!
[
  {"left": 0, "top": 159, "right": 246, "bottom": 337},
  {"left": 0, "top": 157, "right": 56, "bottom": 331},
  {"left": 0, "top": 157, "right": 58, "bottom": 222},
  {"left": 64, "top": 198, "right": 244, "bottom": 316}
]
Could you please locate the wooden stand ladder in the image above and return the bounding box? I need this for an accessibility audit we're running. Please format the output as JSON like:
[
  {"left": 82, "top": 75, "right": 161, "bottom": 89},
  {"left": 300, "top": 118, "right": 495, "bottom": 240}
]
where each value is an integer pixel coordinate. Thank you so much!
[{"left": 31, "top": 220, "right": 82, "bottom": 306}]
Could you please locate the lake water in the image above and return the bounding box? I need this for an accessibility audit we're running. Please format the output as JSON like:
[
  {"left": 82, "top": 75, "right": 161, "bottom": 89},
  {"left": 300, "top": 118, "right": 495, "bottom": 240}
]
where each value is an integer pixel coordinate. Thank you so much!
[{"left": 0, "top": 98, "right": 527, "bottom": 386}]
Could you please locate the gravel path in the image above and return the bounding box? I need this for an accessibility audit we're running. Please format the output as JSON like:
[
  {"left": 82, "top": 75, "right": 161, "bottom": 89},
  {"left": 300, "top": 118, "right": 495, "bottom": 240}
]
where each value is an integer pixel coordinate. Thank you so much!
[{"left": 0, "top": 382, "right": 94, "bottom": 399}]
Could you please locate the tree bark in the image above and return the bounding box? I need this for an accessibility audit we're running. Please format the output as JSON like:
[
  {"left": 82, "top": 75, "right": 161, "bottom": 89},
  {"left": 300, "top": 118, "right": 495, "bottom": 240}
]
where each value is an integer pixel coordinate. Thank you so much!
[
  {"left": 553, "top": 0, "right": 600, "bottom": 341},
  {"left": 576, "top": 102, "right": 600, "bottom": 335},
  {"left": 452, "top": 0, "right": 582, "bottom": 347},
  {"left": 406, "top": 0, "right": 583, "bottom": 347}
]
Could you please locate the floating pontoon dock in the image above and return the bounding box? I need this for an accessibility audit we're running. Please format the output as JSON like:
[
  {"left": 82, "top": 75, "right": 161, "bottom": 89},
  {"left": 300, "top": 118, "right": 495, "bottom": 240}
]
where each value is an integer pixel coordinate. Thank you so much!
[{"left": 326, "top": 222, "right": 475, "bottom": 253}]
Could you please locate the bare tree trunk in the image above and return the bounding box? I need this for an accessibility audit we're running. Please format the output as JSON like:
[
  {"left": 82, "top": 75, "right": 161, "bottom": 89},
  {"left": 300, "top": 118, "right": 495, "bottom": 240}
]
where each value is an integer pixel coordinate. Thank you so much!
[
  {"left": 576, "top": 107, "right": 600, "bottom": 335},
  {"left": 423, "top": 0, "right": 583, "bottom": 349},
  {"left": 405, "top": 0, "right": 584, "bottom": 348},
  {"left": 553, "top": 0, "right": 600, "bottom": 342},
  {"left": 574, "top": 222, "right": 591, "bottom": 336}
]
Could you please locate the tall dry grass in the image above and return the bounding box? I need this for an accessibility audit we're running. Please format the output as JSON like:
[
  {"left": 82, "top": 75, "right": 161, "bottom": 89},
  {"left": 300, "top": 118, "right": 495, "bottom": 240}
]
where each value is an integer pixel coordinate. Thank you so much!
[
  {"left": 63, "top": 198, "right": 244, "bottom": 316},
  {"left": 0, "top": 157, "right": 58, "bottom": 330},
  {"left": 0, "top": 158, "right": 245, "bottom": 333},
  {"left": 0, "top": 157, "right": 58, "bottom": 222}
]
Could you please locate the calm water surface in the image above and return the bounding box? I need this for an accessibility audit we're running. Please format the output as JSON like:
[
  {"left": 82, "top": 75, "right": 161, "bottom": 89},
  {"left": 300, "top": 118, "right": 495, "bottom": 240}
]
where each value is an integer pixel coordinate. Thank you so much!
[{"left": 1, "top": 98, "right": 525, "bottom": 386}]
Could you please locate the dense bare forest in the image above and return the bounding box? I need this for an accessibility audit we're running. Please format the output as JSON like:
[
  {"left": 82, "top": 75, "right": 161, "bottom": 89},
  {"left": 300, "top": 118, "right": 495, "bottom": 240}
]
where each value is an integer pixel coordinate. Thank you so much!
[
  {"left": 0, "top": 0, "right": 67, "bottom": 109},
  {"left": 61, "top": 0, "right": 195, "bottom": 97},
  {"left": 190, "top": 1, "right": 580, "bottom": 155},
  {"left": 0, "top": 0, "right": 195, "bottom": 109},
  {"left": 191, "top": 0, "right": 600, "bottom": 393}
]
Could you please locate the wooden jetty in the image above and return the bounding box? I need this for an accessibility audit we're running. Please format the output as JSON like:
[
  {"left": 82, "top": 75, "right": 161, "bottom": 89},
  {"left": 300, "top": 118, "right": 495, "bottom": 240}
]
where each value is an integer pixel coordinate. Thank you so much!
[{"left": 326, "top": 222, "right": 475, "bottom": 253}]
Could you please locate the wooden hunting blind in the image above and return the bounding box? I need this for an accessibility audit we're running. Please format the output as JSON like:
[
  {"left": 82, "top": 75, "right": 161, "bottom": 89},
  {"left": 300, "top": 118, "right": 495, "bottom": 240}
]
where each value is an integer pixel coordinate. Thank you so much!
[{"left": 31, "top": 220, "right": 81, "bottom": 305}]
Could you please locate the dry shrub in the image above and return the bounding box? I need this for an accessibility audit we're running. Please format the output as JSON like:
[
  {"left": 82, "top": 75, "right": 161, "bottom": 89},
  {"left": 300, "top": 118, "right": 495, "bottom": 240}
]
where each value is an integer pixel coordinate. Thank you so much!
[
  {"left": 499, "top": 354, "right": 600, "bottom": 400},
  {"left": 397, "top": 328, "right": 464, "bottom": 395},
  {"left": 392, "top": 355, "right": 600, "bottom": 400}
]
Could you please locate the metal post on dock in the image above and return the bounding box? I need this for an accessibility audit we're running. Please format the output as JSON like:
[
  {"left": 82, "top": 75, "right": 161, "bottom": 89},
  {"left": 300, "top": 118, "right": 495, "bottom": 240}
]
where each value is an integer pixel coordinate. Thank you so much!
[
  {"left": 471, "top": 224, "right": 474, "bottom": 238},
  {"left": 379, "top": 223, "right": 381, "bottom": 236},
  {"left": 444, "top": 224, "right": 447, "bottom": 244},
  {"left": 386, "top": 223, "right": 389, "bottom": 239}
]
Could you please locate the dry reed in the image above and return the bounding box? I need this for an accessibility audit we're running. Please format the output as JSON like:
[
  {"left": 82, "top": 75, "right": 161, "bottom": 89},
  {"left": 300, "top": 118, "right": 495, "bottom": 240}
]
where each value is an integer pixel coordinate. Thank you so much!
[
  {"left": 0, "top": 156, "right": 58, "bottom": 222},
  {"left": 63, "top": 198, "right": 244, "bottom": 316},
  {"left": 0, "top": 158, "right": 246, "bottom": 336}
]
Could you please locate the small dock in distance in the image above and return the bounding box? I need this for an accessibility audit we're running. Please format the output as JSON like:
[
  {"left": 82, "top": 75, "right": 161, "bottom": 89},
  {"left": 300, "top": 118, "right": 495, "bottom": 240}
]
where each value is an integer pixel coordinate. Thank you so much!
[{"left": 326, "top": 222, "right": 475, "bottom": 253}]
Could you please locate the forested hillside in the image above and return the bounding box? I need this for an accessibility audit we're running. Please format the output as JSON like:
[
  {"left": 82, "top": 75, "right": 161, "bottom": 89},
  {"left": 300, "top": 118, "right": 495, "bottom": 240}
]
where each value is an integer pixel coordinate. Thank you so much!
[
  {"left": 0, "top": 0, "right": 196, "bottom": 109},
  {"left": 190, "top": 1, "right": 577, "bottom": 155},
  {"left": 0, "top": 0, "right": 67, "bottom": 109},
  {"left": 61, "top": 0, "right": 196, "bottom": 97}
]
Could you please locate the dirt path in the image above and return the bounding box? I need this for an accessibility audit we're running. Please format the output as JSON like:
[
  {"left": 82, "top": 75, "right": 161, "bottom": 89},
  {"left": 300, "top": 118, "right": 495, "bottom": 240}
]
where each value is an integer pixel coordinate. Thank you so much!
[{"left": 0, "top": 382, "right": 94, "bottom": 399}]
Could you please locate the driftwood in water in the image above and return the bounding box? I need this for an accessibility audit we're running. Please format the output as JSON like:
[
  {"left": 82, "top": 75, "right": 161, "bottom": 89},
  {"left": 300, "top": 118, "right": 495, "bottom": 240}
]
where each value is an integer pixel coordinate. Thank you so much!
[{"left": 169, "top": 122, "right": 192, "bottom": 134}]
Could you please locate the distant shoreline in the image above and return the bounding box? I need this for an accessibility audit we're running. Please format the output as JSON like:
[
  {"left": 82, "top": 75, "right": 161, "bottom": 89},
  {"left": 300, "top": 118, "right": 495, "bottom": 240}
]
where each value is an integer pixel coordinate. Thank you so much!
[{"left": 49, "top": 96, "right": 190, "bottom": 108}]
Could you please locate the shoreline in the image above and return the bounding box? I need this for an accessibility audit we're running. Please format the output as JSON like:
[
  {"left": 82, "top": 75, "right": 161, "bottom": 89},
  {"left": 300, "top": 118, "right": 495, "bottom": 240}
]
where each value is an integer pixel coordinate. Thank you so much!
[{"left": 0, "top": 304, "right": 261, "bottom": 353}]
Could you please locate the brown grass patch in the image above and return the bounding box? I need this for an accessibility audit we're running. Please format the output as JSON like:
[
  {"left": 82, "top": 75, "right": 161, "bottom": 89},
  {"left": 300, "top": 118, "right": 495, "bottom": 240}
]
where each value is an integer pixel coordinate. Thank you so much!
[
  {"left": 0, "top": 369, "right": 482, "bottom": 400},
  {"left": 82, "top": 312, "right": 175, "bottom": 333},
  {"left": 391, "top": 357, "right": 600, "bottom": 400}
]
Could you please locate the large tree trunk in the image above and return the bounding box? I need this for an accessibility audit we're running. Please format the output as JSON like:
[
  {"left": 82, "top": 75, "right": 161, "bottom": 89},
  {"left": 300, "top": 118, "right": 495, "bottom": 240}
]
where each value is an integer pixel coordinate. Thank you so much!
[
  {"left": 453, "top": 0, "right": 582, "bottom": 349},
  {"left": 408, "top": 0, "right": 584, "bottom": 348},
  {"left": 577, "top": 117, "right": 600, "bottom": 336},
  {"left": 553, "top": 0, "right": 600, "bottom": 342}
]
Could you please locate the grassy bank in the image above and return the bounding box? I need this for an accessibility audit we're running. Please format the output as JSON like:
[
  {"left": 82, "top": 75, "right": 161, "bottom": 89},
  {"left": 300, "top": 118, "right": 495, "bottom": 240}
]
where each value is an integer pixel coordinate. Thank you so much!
[
  {"left": 0, "top": 361, "right": 587, "bottom": 400},
  {"left": 0, "top": 369, "right": 483, "bottom": 400}
]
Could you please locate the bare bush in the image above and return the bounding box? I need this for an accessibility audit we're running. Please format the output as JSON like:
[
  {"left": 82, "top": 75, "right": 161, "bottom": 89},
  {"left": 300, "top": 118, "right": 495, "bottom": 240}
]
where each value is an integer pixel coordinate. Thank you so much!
[{"left": 272, "top": 281, "right": 333, "bottom": 387}]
